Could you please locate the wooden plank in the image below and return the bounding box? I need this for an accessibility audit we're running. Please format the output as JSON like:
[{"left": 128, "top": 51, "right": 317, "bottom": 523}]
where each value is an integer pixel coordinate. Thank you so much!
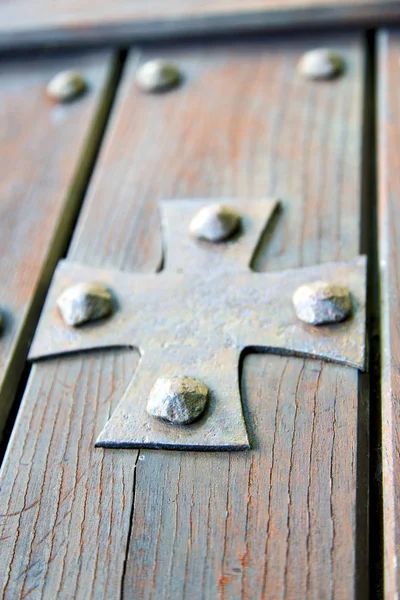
[
  {"left": 0, "top": 0, "right": 398, "bottom": 52},
  {"left": 0, "top": 50, "right": 118, "bottom": 443},
  {"left": 120, "top": 37, "right": 369, "bottom": 599},
  {"left": 0, "top": 32, "right": 368, "bottom": 598},
  {"left": 378, "top": 28, "right": 400, "bottom": 598}
]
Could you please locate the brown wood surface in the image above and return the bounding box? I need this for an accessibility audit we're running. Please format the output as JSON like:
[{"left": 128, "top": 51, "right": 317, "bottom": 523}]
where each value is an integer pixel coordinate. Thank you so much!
[
  {"left": 0, "top": 33, "right": 368, "bottom": 598},
  {"left": 0, "top": 0, "right": 398, "bottom": 52},
  {"left": 378, "top": 28, "right": 400, "bottom": 599},
  {"left": 0, "top": 50, "right": 117, "bottom": 442}
]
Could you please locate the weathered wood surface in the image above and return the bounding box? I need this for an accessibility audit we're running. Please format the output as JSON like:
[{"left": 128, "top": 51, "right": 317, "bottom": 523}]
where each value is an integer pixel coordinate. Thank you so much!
[
  {"left": 378, "top": 28, "right": 400, "bottom": 599},
  {"left": 0, "top": 50, "right": 116, "bottom": 443},
  {"left": 0, "top": 33, "right": 368, "bottom": 599},
  {"left": 0, "top": 0, "right": 398, "bottom": 52}
]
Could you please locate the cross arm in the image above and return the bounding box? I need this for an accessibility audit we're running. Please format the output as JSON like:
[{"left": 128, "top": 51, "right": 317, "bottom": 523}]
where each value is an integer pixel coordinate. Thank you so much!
[
  {"left": 28, "top": 260, "right": 155, "bottom": 360},
  {"left": 232, "top": 256, "right": 367, "bottom": 370},
  {"left": 95, "top": 345, "right": 248, "bottom": 450},
  {"left": 160, "top": 198, "right": 279, "bottom": 274},
  {"left": 29, "top": 256, "right": 366, "bottom": 372}
]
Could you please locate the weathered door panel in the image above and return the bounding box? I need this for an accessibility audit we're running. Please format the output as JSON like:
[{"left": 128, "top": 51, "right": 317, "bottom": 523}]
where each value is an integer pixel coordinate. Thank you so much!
[{"left": 0, "top": 32, "right": 368, "bottom": 599}]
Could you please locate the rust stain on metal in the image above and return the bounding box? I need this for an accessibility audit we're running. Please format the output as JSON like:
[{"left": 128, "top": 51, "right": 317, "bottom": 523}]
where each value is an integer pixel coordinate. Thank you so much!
[{"left": 29, "top": 199, "right": 367, "bottom": 451}]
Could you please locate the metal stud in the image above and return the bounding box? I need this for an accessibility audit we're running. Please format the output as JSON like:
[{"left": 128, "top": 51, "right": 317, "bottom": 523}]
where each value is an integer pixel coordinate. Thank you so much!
[
  {"left": 57, "top": 282, "right": 113, "bottom": 327},
  {"left": 189, "top": 203, "right": 241, "bottom": 243},
  {"left": 293, "top": 280, "right": 352, "bottom": 325},
  {"left": 135, "top": 59, "right": 181, "bottom": 93},
  {"left": 47, "top": 70, "right": 87, "bottom": 103},
  {"left": 298, "top": 49, "right": 345, "bottom": 80},
  {"left": 147, "top": 376, "right": 209, "bottom": 425}
]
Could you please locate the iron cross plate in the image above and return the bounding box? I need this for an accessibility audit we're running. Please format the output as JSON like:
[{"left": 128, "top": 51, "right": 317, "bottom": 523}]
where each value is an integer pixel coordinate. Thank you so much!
[{"left": 29, "top": 199, "right": 367, "bottom": 451}]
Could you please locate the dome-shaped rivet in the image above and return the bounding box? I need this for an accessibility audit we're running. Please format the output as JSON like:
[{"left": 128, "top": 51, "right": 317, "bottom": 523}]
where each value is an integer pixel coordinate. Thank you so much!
[
  {"left": 46, "top": 70, "right": 87, "bottom": 103},
  {"left": 298, "top": 49, "right": 345, "bottom": 80},
  {"left": 147, "top": 376, "right": 209, "bottom": 425},
  {"left": 293, "top": 281, "right": 352, "bottom": 325},
  {"left": 135, "top": 59, "right": 181, "bottom": 93},
  {"left": 189, "top": 204, "right": 241, "bottom": 243},
  {"left": 57, "top": 282, "right": 113, "bottom": 327}
]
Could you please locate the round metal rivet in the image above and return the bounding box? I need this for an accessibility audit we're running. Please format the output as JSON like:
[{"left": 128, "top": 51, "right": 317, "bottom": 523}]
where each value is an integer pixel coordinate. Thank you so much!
[
  {"left": 135, "top": 59, "right": 181, "bottom": 93},
  {"left": 47, "top": 70, "right": 87, "bottom": 103},
  {"left": 57, "top": 281, "right": 113, "bottom": 327},
  {"left": 189, "top": 203, "right": 241, "bottom": 243},
  {"left": 147, "top": 376, "right": 209, "bottom": 425},
  {"left": 298, "top": 49, "right": 345, "bottom": 80},
  {"left": 293, "top": 280, "right": 352, "bottom": 325}
]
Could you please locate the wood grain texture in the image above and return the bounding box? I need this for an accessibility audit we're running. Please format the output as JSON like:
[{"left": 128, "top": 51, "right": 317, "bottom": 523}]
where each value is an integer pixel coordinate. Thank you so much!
[
  {"left": 0, "top": 50, "right": 116, "bottom": 442},
  {"left": 0, "top": 33, "right": 368, "bottom": 598},
  {"left": 378, "top": 28, "right": 400, "bottom": 599},
  {"left": 0, "top": 0, "right": 398, "bottom": 52}
]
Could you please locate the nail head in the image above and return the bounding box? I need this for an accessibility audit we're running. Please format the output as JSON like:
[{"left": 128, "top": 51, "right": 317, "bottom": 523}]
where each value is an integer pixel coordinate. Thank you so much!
[
  {"left": 298, "top": 49, "right": 345, "bottom": 80},
  {"left": 293, "top": 280, "right": 352, "bottom": 325},
  {"left": 135, "top": 59, "right": 181, "bottom": 93},
  {"left": 189, "top": 203, "right": 241, "bottom": 243},
  {"left": 147, "top": 376, "right": 209, "bottom": 425},
  {"left": 57, "top": 282, "right": 113, "bottom": 327},
  {"left": 47, "top": 70, "right": 87, "bottom": 103}
]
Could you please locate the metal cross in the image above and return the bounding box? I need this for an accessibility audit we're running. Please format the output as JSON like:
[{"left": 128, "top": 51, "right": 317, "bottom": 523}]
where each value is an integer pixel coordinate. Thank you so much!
[{"left": 29, "top": 199, "right": 366, "bottom": 451}]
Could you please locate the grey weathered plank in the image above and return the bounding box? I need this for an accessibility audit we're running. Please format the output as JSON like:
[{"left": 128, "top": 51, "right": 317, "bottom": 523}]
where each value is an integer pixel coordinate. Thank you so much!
[
  {"left": 0, "top": 33, "right": 368, "bottom": 599},
  {"left": 119, "top": 36, "right": 369, "bottom": 599},
  {"left": 0, "top": 50, "right": 118, "bottom": 443},
  {"left": 378, "top": 28, "right": 400, "bottom": 599},
  {"left": 0, "top": 0, "right": 398, "bottom": 52}
]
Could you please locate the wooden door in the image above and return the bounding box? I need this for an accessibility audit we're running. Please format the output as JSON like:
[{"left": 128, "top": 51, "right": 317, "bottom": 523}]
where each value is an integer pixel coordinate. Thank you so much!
[{"left": 0, "top": 10, "right": 396, "bottom": 600}]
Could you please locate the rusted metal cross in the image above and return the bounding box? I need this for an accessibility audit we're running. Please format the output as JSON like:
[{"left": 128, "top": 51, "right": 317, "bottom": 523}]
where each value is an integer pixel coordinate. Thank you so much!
[{"left": 29, "top": 199, "right": 366, "bottom": 451}]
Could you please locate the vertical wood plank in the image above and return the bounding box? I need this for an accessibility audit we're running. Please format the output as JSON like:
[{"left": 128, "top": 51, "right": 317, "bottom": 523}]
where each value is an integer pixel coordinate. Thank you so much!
[
  {"left": 0, "top": 32, "right": 368, "bottom": 599},
  {"left": 117, "top": 36, "right": 367, "bottom": 599},
  {"left": 378, "top": 28, "right": 400, "bottom": 598},
  {"left": 0, "top": 50, "right": 118, "bottom": 442}
]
